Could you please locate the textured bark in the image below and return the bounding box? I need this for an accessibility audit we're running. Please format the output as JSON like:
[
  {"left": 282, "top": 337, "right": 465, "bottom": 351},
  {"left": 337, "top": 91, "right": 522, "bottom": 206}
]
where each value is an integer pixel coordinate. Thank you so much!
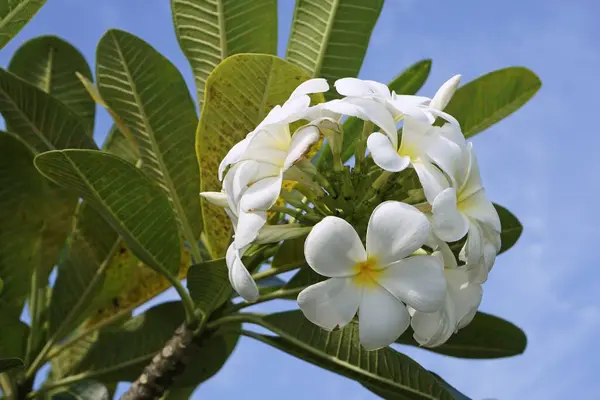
[{"left": 120, "top": 323, "right": 199, "bottom": 400}]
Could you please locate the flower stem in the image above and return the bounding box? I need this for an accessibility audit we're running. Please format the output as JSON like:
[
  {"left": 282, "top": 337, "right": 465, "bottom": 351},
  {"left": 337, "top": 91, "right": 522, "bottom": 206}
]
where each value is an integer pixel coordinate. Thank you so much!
[
  {"left": 225, "top": 287, "right": 305, "bottom": 313},
  {"left": 252, "top": 260, "right": 306, "bottom": 282},
  {"left": 354, "top": 121, "right": 373, "bottom": 173}
]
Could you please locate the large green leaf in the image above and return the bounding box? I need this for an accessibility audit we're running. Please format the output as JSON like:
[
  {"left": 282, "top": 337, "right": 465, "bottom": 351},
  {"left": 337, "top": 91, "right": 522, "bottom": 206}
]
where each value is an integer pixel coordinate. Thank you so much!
[
  {"left": 494, "top": 204, "right": 522, "bottom": 254},
  {"left": 444, "top": 67, "right": 541, "bottom": 138},
  {"left": 171, "top": 0, "right": 278, "bottom": 109},
  {"left": 250, "top": 311, "right": 453, "bottom": 400},
  {"left": 365, "top": 372, "right": 472, "bottom": 400},
  {"left": 100, "top": 125, "right": 138, "bottom": 165},
  {"left": 187, "top": 259, "right": 231, "bottom": 317},
  {"left": 8, "top": 35, "right": 96, "bottom": 131},
  {"left": 286, "top": 0, "right": 383, "bottom": 95},
  {"left": 0, "top": 358, "right": 23, "bottom": 374},
  {"left": 96, "top": 29, "right": 202, "bottom": 261},
  {"left": 0, "top": 0, "right": 46, "bottom": 49},
  {"left": 197, "top": 54, "right": 318, "bottom": 257},
  {"left": 0, "top": 132, "right": 45, "bottom": 312},
  {"left": 34, "top": 149, "right": 181, "bottom": 278},
  {"left": 50, "top": 381, "right": 109, "bottom": 400},
  {"left": 271, "top": 236, "right": 306, "bottom": 270},
  {"left": 339, "top": 59, "right": 433, "bottom": 162},
  {"left": 0, "top": 308, "right": 29, "bottom": 360},
  {"left": 396, "top": 312, "right": 526, "bottom": 359},
  {"left": 0, "top": 68, "right": 96, "bottom": 152}
]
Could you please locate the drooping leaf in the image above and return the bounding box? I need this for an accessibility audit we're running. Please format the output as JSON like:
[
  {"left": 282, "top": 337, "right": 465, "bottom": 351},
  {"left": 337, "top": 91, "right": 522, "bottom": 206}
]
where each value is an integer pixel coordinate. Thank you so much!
[
  {"left": 494, "top": 204, "right": 522, "bottom": 254},
  {"left": 0, "top": 0, "right": 47, "bottom": 49},
  {"left": 250, "top": 311, "right": 453, "bottom": 399},
  {"left": 197, "top": 54, "right": 320, "bottom": 257},
  {"left": 0, "top": 68, "right": 96, "bottom": 152},
  {"left": 34, "top": 150, "right": 181, "bottom": 278},
  {"left": 364, "top": 371, "right": 472, "bottom": 400},
  {"left": 337, "top": 59, "right": 433, "bottom": 163},
  {"left": 0, "top": 358, "right": 23, "bottom": 374},
  {"left": 0, "top": 132, "right": 45, "bottom": 312},
  {"left": 50, "top": 380, "right": 110, "bottom": 400},
  {"left": 162, "top": 324, "right": 241, "bottom": 398},
  {"left": 95, "top": 29, "right": 202, "bottom": 261},
  {"left": 187, "top": 259, "right": 230, "bottom": 317},
  {"left": 444, "top": 67, "right": 541, "bottom": 138},
  {"left": 170, "top": 0, "right": 278, "bottom": 109},
  {"left": 396, "top": 312, "right": 527, "bottom": 359},
  {"left": 8, "top": 35, "right": 96, "bottom": 131},
  {"left": 428, "top": 373, "right": 472, "bottom": 400},
  {"left": 286, "top": 0, "right": 384, "bottom": 96}
]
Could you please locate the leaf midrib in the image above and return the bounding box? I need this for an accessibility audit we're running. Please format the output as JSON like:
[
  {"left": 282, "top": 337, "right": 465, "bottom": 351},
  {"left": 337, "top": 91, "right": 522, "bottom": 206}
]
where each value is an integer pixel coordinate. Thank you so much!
[
  {"left": 42, "top": 44, "right": 54, "bottom": 93},
  {"left": 107, "top": 31, "right": 201, "bottom": 261},
  {"left": 58, "top": 151, "right": 168, "bottom": 276},
  {"left": 216, "top": 0, "right": 227, "bottom": 60},
  {"left": 0, "top": 0, "right": 39, "bottom": 31},
  {"left": 312, "top": 0, "right": 340, "bottom": 77}
]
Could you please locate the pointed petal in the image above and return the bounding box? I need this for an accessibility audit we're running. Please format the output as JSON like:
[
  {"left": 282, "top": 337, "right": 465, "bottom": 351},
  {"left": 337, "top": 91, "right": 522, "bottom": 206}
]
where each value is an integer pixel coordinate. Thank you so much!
[
  {"left": 234, "top": 210, "right": 267, "bottom": 249},
  {"left": 430, "top": 74, "right": 461, "bottom": 111},
  {"left": 200, "top": 191, "right": 229, "bottom": 208},
  {"left": 367, "top": 132, "right": 410, "bottom": 172},
  {"left": 377, "top": 255, "right": 446, "bottom": 313},
  {"left": 297, "top": 277, "right": 361, "bottom": 331},
  {"left": 229, "top": 251, "right": 259, "bottom": 301},
  {"left": 291, "top": 78, "right": 329, "bottom": 98},
  {"left": 304, "top": 216, "right": 366, "bottom": 277},
  {"left": 366, "top": 201, "right": 430, "bottom": 265},
  {"left": 284, "top": 125, "right": 320, "bottom": 169},
  {"left": 358, "top": 286, "right": 410, "bottom": 350},
  {"left": 431, "top": 188, "right": 469, "bottom": 242},
  {"left": 240, "top": 174, "right": 283, "bottom": 212},
  {"left": 413, "top": 161, "right": 449, "bottom": 204}
]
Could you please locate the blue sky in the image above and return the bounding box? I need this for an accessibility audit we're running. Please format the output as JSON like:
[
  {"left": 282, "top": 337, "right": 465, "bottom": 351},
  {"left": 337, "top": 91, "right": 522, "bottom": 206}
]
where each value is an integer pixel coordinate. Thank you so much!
[{"left": 2, "top": 0, "right": 599, "bottom": 399}]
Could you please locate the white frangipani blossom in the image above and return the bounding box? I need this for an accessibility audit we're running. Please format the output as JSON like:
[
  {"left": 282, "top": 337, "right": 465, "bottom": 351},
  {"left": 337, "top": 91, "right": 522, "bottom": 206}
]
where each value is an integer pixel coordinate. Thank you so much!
[
  {"left": 297, "top": 201, "right": 446, "bottom": 350},
  {"left": 410, "top": 242, "right": 482, "bottom": 347}
]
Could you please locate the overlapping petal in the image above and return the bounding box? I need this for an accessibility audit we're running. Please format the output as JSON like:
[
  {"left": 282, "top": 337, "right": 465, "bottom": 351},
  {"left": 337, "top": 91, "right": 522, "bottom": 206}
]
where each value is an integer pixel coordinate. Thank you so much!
[{"left": 359, "top": 286, "right": 410, "bottom": 350}]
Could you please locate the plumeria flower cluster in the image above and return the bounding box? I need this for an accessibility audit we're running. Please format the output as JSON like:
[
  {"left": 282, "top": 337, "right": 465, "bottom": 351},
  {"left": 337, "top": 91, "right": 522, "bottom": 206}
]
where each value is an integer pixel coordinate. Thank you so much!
[{"left": 201, "top": 73, "right": 501, "bottom": 351}]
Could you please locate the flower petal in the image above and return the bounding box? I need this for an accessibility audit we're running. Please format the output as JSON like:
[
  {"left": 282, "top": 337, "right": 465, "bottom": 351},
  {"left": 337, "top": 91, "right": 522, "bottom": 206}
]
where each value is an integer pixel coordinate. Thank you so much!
[
  {"left": 377, "top": 255, "right": 446, "bottom": 313},
  {"left": 240, "top": 174, "right": 283, "bottom": 212},
  {"left": 445, "top": 267, "right": 482, "bottom": 329},
  {"left": 234, "top": 210, "right": 267, "bottom": 249},
  {"left": 358, "top": 285, "right": 410, "bottom": 350},
  {"left": 242, "top": 125, "right": 290, "bottom": 167},
  {"left": 411, "top": 303, "right": 455, "bottom": 348},
  {"left": 218, "top": 137, "right": 251, "bottom": 181},
  {"left": 291, "top": 78, "right": 329, "bottom": 98},
  {"left": 283, "top": 125, "right": 320, "bottom": 170},
  {"left": 200, "top": 191, "right": 229, "bottom": 208},
  {"left": 229, "top": 250, "right": 259, "bottom": 301},
  {"left": 458, "top": 143, "right": 483, "bottom": 197},
  {"left": 297, "top": 277, "right": 361, "bottom": 331},
  {"left": 425, "top": 128, "right": 465, "bottom": 187},
  {"left": 429, "top": 74, "right": 461, "bottom": 111},
  {"left": 367, "top": 132, "right": 410, "bottom": 172},
  {"left": 304, "top": 216, "right": 366, "bottom": 277},
  {"left": 413, "top": 161, "right": 449, "bottom": 204},
  {"left": 431, "top": 188, "right": 469, "bottom": 242},
  {"left": 366, "top": 201, "right": 430, "bottom": 265},
  {"left": 460, "top": 189, "right": 501, "bottom": 232},
  {"left": 335, "top": 78, "right": 390, "bottom": 98}
]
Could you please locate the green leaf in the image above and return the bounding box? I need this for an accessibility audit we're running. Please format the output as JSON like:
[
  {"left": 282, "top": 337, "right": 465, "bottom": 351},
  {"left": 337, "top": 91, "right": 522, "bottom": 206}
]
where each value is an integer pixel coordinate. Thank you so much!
[
  {"left": 338, "top": 59, "right": 433, "bottom": 162},
  {"left": 197, "top": 53, "right": 318, "bottom": 257},
  {"left": 171, "top": 0, "right": 278, "bottom": 109},
  {"left": 428, "top": 373, "right": 471, "bottom": 400},
  {"left": 255, "top": 225, "right": 312, "bottom": 244},
  {"left": 101, "top": 125, "right": 138, "bottom": 165},
  {"left": 34, "top": 149, "right": 181, "bottom": 278},
  {"left": 396, "top": 312, "right": 527, "bottom": 359},
  {"left": 250, "top": 311, "right": 453, "bottom": 400},
  {"left": 50, "top": 381, "right": 109, "bottom": 400},
  {"left": 495, "top": 204, "right": 523, "bottom": 254},
  {"left": 187, "top": 259, "right": 230, "bottom": 316},
  {"left": 286, "top": 0, "right": 384, "bottom": 95},
  {"left": 8, "top": 35, "right": 96, "bottom": 131},
  {"left": 0, "top": 0, "right": 47, "bottom": 49},
  {"left": 0, "top": 308, "right": 29, "bottom": 360},
  {"left": 272, "top": 236, "right": 306, "bottom": 270},
  {"left": 96, "top": 29, "right": 202, "bottom": 261},
  {"left": 0, "top": 68, "right": 96, "bottom": 153},
  {"left": 364, "top": 371, "right": 472, "bottom": 400},
  {"left": 0, "top": 358, "right": 23, "bottom": 374},
  {"left": 0, "top": 132, "right": 45, "bottom": 312},
  {"left": 162, "top": 324, "right": 241, "bottom": 398},
  {"left": 444, "top": 67, "right": 541, "bottom": 138}
]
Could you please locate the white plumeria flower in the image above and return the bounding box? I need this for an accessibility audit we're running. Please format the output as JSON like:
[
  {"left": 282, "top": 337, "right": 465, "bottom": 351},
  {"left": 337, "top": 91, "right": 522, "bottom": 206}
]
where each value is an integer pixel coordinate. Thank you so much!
[
  {"left": 335, "top": 75, "right": 461, "bottom": 126},
  {"left": 411, "top": 242, "right": 482, "bottom": 347},
  {"left": 297, "top": 201, "right": 446, "bottom": 350},
  {"left": 218, "top": 78, "right": 329, "bottom": 180}
]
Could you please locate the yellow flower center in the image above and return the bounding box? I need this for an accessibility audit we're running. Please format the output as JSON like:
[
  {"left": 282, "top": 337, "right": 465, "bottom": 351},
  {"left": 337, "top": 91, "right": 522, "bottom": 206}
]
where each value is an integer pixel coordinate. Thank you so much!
[
  {"left": 398, "top": 140, "right": 418, "bottom": 161},
  {"left": 352, "top": 257, "right": 382, "bottom": 288}
]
